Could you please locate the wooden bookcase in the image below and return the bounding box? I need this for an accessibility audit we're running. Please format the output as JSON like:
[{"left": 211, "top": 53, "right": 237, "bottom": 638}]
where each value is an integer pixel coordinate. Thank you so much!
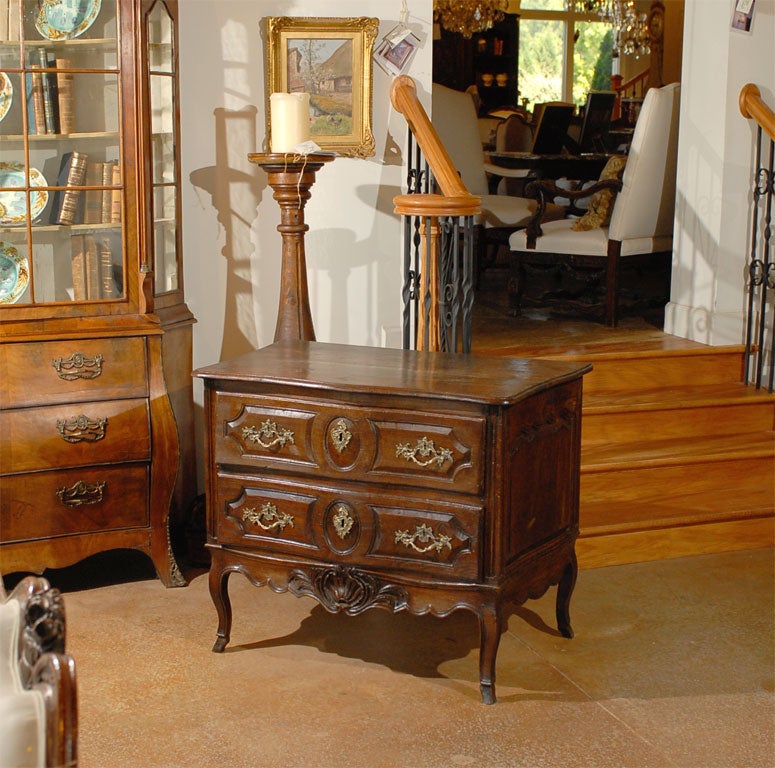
[
  {"left": 0, "top": 0, "right": 195, "bottom": 587},
  {"left": 433, "top": 13, "right": 519, "bottom": 115}
]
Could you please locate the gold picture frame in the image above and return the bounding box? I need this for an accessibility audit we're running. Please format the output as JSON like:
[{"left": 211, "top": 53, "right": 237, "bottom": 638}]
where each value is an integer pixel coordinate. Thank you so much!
[{"left": 265, "top": 16, "right": 379, "bottom": 159}]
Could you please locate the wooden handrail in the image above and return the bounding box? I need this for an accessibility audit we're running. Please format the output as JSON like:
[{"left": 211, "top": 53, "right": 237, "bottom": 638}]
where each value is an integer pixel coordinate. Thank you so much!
[
  {"left": 390, "top": 75, "right": 480, "bottom": 208},
  {"left": 739, "top": 84, "right": 775, "bottom": 142},
  {"left": 612, "top": 68, "right": 650, "bottom": 96},
  {"left": 611, "top": 68, "right": 650, "bottom": 122}
]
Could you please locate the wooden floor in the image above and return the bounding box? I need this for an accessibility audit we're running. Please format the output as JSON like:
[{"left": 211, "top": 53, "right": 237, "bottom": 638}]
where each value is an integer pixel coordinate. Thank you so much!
[{"left": 470, "top": 283, "right": 693, "bottom": 358}]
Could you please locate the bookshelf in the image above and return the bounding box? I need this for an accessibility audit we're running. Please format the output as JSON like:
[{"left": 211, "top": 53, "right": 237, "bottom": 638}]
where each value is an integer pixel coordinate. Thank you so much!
[
  {"left": 433, "top": 13, "right": 519, "bottom": 116},
  {"left": 0, "top": 0, "right": 195, "bottom": 587}
]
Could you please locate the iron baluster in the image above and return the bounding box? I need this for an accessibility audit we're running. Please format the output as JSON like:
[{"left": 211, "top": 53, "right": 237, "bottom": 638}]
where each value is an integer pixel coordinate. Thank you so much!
[{"left": 744, "top": 126, "right": 774, "bottom": 391}]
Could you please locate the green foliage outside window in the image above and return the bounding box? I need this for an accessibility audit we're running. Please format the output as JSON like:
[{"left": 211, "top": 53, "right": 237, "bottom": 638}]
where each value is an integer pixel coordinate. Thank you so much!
[
  {"left": 573, "top": 23, "right": 614, "bottom": 103},
  {"left": 519, "top": 19, "right": 564, "bottom": 108},
  {"left": 518, "top": 14, "right": 613, "bottom": 110}
]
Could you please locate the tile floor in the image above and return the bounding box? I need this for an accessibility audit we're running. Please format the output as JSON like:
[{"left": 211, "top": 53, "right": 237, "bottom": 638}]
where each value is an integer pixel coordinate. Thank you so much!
[{"left": 52, "top": 546, "right": 775, "bottom": 768}]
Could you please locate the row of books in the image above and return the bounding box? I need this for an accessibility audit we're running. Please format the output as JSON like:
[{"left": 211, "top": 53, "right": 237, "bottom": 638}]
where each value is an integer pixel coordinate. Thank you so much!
[
  {"left": 27, "top": 50, "right": 75, "bottom": 135},
  {"left": 71, "top": 234, "right": 119, "bottom": 300},
  {"left": 50, "top": 152, "right": 122, "bottom": 226}
]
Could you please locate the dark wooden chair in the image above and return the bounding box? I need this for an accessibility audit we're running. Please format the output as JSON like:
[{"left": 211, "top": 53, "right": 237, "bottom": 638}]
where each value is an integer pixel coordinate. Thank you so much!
[
  {"left": 508, "top": 83, "right": 681, "bottom": 326},
  {"left": 1, "top": 576, "right": 77, "bottom": 768}
]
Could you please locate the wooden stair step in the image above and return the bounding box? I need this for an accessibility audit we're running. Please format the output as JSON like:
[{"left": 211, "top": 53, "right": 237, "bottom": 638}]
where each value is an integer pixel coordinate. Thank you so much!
[
  {"left": 581, "top": 431, "right": 774, "bottom": 472},
  {"left": 486, "top": 339, "right": 747, "bottom": 394},
  {"left": 576, "top": 517, "right": 775, "bottom": 569},
  {"left": 580, "top": 348, "right": 746, "bottom": 394},
  {"left": 583, "top": 381, "right": 775, "bottom": 412},
  {"left": 581, "top": 454, "right": 773, "bottom": 503},
  {"left": 582, "top": 383, "right": 775, "bottom": 443},
  {"left": 581, "top": 488, "right": 772, "bottom": 535}
]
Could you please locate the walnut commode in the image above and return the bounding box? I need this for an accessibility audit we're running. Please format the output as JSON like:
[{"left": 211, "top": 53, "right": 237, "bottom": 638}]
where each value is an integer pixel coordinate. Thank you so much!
[{"left": 197, "top": 341, "right": 589, "bottom": 704}]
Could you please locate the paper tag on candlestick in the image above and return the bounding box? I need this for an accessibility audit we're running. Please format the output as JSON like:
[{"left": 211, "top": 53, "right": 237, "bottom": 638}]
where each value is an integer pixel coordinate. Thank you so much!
[{"left": 293, "top": 140, "right": 322, "bottom": 155}]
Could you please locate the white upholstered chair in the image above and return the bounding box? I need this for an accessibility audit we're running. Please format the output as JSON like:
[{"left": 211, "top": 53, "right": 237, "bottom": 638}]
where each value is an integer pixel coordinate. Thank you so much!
[
  {"left": 0, "top": 577, "right": 77, "bottom": 768},
  {"left": 431, "top": 83, "right": 564, "bottom": 277},
  {"left": 508, "top": 82, "right": 681, "bottom": 326}
]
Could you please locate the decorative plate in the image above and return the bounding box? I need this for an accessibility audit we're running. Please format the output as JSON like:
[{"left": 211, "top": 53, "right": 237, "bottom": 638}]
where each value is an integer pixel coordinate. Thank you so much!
[
  {"left": 0, "top": 242, "right": 29, "bottom": 304},
  {"left": 35, "top": 0, "right": 102, "bottom": 41},
  {"left": 0, "top": 73, "right": 12, "bottom": 124},
  {"left": 0, "top": 163, "right": 49, "bottom": 226}
]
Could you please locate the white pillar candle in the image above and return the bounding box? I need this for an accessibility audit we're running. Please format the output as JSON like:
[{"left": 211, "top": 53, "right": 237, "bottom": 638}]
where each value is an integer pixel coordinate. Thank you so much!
[{"left": 270, "top": 92, "right": 311, "bottom": 153}]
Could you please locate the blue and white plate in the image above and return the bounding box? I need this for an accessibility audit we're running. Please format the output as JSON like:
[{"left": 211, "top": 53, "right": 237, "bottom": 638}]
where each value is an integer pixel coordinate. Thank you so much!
[
  {"left": 36, "top": 0, "right": 102, "bottom": 41},
  {"left": 0, "top": 163, "right": 49, "bottom": 225},
  {"left": 0, "top": 242, "right": 29, "bottom": 304},
  {"left": 0, "top": 73, "right": 12, "bottom": 124}
]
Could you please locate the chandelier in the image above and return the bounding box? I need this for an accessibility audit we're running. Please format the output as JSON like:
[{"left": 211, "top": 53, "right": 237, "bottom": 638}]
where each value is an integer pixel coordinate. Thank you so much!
[
  {"left": 572, "top": 0, "right": 651, "bottom": 58},
  {"left": 433, "top": 0, "right": 509, "bottom": 38}
]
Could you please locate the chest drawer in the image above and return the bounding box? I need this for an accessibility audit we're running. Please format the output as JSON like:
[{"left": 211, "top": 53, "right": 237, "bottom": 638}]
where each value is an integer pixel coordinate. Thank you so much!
[
  {"left": 214, "top": 474, "right": 482, "bottom": 580},
  {"left": 0, "top": 398, "right": 150, "bottom": 474},
  {"left": 0, "top": 338, "right": 148, "bottom": 409},
  {"left": 1, "top": 465, "right": 149, "bottom": 542},
  {"left": 213, "top": 394, "right": 486, "bottom": 495}
]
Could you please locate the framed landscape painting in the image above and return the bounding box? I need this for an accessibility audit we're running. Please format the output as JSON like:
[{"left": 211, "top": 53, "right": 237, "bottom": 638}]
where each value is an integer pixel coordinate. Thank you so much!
[{"left": 265, "top": 17, "right": 378, "bottom": 158}]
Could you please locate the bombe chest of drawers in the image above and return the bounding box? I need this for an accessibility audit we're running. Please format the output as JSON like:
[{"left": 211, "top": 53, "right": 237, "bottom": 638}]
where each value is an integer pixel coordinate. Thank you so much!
[{"left": 197, "top": 341, "right": 590, "bottom": 704}]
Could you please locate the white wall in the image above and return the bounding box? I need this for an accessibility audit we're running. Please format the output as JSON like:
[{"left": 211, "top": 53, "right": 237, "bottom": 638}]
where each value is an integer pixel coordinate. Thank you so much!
[
  {"left": 179, "top": 0, "right": 433, "bottom": 377},
  {"left": 665, "top": 0, "right": 774, "bottom": 345}
]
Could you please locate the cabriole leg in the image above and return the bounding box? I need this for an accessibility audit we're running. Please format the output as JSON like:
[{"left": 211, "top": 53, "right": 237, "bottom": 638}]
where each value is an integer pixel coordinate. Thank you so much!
[
  {"left": 478, "top": 606, "right": 503, "bottom": 705},
  {"left": 209, "top": 565, "right": 232, "bottom": 653},
  {"left": 556, "top": 550, "right": 578, "bottom": 639}
]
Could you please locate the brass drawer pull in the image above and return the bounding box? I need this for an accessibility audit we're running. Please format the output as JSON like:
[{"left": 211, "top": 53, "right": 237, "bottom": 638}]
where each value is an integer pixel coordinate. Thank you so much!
[
  {"left": 242, "top": 502, "right": 294, "bottom": 532},
  {"left": 52, "top": 352, "right": 103, "bottom": 381},
  {"left": 395, "top": 523, "right": 452, "bottom": 554},
  {"left": 56, "top": 480, "right": 106, "bottom": 507},
  {"left": 395, "top": 436, "right": 453, "bottom": 467},
  {"left": 242, "top": 419, "right": 294, "bottom": 450},
  {"left": 56, "top": 415, "right": 108, "bottom": 443}
]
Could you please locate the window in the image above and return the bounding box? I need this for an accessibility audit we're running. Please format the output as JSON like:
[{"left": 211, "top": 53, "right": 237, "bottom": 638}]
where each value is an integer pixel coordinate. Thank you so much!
[{"left": 516, "top": 1, "right": 613, "bottom": 110}]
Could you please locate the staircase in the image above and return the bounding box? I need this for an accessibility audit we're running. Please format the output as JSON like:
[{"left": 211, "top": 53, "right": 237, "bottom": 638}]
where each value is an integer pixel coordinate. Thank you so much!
[{"left": 483, "top": 335, "right": 775, "bottom": 569}]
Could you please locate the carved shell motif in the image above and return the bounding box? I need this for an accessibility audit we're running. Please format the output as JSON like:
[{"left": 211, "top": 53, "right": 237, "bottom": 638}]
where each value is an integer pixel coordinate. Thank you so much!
[{"left": 287, "top": 566, "right": 408, "bottom": 615}]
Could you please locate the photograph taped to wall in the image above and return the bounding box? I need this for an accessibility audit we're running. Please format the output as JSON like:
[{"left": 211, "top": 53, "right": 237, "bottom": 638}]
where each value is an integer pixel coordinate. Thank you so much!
[
  {"left": 731, "top": 0, "right": 755, "bottom": 31},
  {"left": 265, "top": 16, "right": 378, "bottom": 158},
  {"left": 374, "top": 24, "right": 420, "bottom": 77}
]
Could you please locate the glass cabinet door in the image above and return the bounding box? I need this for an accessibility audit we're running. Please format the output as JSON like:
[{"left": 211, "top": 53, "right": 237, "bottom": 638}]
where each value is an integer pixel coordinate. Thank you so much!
[
  {"left": 146, "top": 0, "right": 180, "bottom": 300},
  {"left": 0, "top": 0, "right": 124, "bottom": 308}
]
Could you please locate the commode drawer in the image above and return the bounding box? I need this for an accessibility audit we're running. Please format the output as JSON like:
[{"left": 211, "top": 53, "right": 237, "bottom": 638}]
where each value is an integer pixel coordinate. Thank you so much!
[
  {"left": 214, "top": 394, "right": 486, "bottom": 495},
  {"left": 214, "top": 474, "right": 482, "bottom": 580},
  {"left": 1, "top": 465, "right": 149, "bottom": 542},
  {"left": 0, "top": 398, "right": 151, "bottom": 474},
  {"left": 0, "top": 338, "right": 148, "bottom": 409}
]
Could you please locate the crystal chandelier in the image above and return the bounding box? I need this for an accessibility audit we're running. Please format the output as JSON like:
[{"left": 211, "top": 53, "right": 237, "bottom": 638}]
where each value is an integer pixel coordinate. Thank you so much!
[
  {"left": 433, "top": 0, "right": 509, "bottom": 38},
  {"left": 572, "top": 0, "right": 651, "bottom": 58}
]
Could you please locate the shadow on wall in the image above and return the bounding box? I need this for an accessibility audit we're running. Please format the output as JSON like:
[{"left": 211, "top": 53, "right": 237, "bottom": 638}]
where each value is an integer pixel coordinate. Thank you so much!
[{"left": 189, "top": 106, "right": 268, "bottom": 362}]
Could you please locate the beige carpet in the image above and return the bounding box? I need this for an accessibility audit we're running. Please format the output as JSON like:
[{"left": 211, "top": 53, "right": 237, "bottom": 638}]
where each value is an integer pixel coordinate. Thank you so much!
[{"left": 28, "top": 547, "right": 775, "bottom": 768}]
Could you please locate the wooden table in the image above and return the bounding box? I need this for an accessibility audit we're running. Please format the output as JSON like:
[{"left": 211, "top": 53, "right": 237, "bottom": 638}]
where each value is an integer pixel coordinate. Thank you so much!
[
  {"left": 196, "top": 341, "right": 590, "bottom": 704},
  {"left": 485, "top": 151, "right": 610, "bottom": 194}
]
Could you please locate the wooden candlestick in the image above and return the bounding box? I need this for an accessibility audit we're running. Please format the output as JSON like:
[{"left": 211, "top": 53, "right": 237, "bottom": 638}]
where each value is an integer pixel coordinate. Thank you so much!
[{"left": 248, "top": 152, "right": 335, "bottom": 342}]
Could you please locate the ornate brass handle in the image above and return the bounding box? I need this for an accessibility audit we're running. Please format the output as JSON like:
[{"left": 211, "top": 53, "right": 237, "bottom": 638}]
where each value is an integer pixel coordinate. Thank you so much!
[
  {"left": 242, "top": 419, "right": 294, "bottom": 450},
  {"left": 242, "top": 502, "right": 294, "bottom": 532},
  {"left": 395, "top": 436, "right": 453, "bottom": 467},
  {"left": 395, "top": 523, "right": 452, "bottom": 554},
  {"left": 52, "top": 352, "right": 103, "bottom": 381},
  {"left": 56, "top": 415, "right": 108, "bottom": 443},
  {"left": 56, "top": 480, "right": 106, "bottom": 507}
]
